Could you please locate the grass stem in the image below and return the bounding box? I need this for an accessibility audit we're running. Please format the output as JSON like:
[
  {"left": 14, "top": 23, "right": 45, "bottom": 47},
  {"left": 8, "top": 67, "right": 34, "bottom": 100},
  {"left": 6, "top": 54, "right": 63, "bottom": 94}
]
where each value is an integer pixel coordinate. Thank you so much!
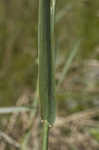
[{"left": 42, "top": 121, "right": 49, "bottom": 150}]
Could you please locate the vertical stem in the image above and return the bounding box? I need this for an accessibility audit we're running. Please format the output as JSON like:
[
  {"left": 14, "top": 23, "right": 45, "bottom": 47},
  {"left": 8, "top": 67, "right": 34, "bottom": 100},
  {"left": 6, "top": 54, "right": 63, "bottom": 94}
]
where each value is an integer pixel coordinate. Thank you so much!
[
  {"left": 42, "top": 121, "right": 49, "bottom": 150},
  {"left": 38, "top": 0, "right": 56, "bottom": 150},
  {"left": 38, "top": 0, "right": 56, "bottom": 125}
]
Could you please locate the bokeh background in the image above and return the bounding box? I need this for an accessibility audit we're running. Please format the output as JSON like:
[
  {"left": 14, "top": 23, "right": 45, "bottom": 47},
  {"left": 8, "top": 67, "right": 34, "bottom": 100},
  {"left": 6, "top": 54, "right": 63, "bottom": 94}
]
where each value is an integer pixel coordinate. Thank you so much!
[{"left": 0, "top": 0, "right": 99, "bottom": 150}]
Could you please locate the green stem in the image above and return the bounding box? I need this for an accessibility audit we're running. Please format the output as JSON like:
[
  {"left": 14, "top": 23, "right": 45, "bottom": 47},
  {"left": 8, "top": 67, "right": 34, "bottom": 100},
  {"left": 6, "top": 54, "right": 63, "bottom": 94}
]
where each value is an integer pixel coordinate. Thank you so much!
[
  {"left": 38, "top": 0, "right": 56, "bottom": 149},
  {"left": 38, "top": 0, "right": 56, "bottom": 125},
  {"left": 42, "top": 121, "right": 49, "bottom": 150}
]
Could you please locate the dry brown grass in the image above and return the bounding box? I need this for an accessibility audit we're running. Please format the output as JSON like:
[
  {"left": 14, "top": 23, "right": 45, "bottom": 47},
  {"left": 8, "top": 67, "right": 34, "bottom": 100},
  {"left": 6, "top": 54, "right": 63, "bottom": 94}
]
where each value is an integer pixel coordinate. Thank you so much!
[{"left": 0, "top": 95, "right": 99, "bottom": 150}]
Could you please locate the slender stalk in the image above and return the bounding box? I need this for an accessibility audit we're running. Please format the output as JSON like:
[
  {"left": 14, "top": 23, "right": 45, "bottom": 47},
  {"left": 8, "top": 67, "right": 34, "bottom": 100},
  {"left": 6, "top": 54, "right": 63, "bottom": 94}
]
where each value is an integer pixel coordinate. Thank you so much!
[
  {"left": 42, "top": 121, "right": 49, "bottom": 150},
  {"left": 38, "top": 0, "right": 56, "bottom": 150}
]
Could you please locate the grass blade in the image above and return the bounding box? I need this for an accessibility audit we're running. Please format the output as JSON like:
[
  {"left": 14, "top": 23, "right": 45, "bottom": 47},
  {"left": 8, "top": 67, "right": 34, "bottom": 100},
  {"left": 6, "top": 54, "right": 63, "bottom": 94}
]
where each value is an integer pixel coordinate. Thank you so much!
[
  {"left": 0, "top": 106, "right": 30, "bottom": 114},
  {"left": 57, "top": 40, "right": 81, "bottom": 88}
]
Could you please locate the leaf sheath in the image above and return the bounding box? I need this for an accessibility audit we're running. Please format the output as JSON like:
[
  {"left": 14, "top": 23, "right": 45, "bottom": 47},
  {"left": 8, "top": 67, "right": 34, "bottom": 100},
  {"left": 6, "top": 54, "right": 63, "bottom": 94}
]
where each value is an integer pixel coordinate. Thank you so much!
[{"left": 38, "top": 0, "right": 56, "bottom": 125}]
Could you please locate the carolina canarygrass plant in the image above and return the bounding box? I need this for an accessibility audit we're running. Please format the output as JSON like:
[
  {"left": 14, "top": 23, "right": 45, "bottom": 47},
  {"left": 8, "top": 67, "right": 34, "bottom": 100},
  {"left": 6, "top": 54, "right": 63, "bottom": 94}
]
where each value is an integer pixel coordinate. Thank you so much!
[{"left": 38, "top": 0, "right": 56, "bottom": 149}]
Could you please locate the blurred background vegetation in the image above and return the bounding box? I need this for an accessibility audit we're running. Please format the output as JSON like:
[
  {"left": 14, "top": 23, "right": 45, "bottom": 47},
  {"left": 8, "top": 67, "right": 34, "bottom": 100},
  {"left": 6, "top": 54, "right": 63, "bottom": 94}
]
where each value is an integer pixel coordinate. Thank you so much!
[{"left": 0, "top": 0, "right": 99, "bottom": 150}]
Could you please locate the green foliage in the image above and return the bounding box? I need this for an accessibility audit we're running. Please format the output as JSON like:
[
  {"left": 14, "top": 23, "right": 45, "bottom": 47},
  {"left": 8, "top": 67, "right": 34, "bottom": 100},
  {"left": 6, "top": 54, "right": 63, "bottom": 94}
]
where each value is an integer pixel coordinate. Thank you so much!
[{"left": 90, "top": 129, "right": 99, "bottom": 142}]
